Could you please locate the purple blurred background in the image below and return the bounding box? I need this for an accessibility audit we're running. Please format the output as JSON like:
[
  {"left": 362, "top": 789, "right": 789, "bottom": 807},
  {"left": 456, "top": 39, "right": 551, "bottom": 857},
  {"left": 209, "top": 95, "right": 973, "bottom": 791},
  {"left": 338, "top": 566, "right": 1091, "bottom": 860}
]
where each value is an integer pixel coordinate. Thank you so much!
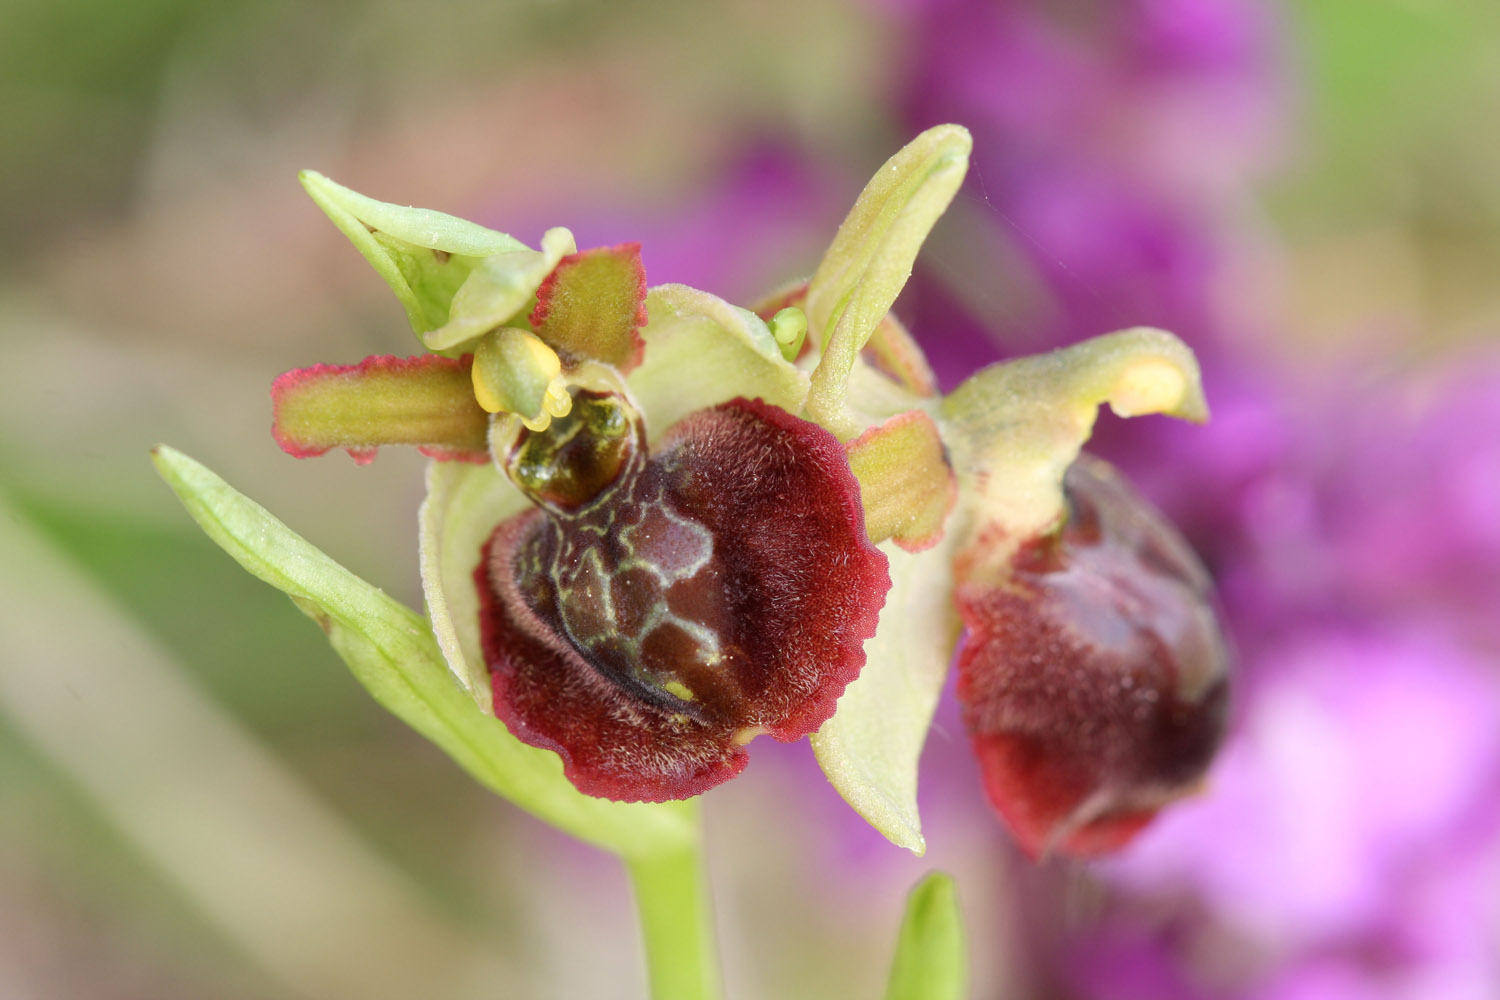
[{"left": 4, "top": 0, "right": 1499, "bottom": 997}]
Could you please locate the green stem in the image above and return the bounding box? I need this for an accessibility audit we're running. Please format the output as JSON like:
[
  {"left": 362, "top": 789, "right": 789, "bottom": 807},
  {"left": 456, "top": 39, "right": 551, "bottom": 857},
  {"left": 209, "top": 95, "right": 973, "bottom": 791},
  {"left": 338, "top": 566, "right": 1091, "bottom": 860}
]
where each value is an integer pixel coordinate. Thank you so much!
[{"left": 625, "top": 835, "right": 722, "bottom": 1000}]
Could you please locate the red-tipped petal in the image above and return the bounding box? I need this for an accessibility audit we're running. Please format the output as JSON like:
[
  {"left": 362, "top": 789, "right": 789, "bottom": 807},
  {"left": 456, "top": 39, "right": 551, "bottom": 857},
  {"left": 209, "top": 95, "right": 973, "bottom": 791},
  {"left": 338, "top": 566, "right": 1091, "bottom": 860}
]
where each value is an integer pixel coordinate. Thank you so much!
[
  {"left": 271, "top": 354, "right": 490, "bottom": 463},
  {"left": 845, "top": 409, "right": 957, "bottom": 552},
  {"left": 530, "top": 243, "right": 647, "bottom": 373},
  {"left": 954, "top": 458, "right": 1229, "bottom": 858},
  {"left": 478, "top": 397, "right": 890, "bottom": 801}
]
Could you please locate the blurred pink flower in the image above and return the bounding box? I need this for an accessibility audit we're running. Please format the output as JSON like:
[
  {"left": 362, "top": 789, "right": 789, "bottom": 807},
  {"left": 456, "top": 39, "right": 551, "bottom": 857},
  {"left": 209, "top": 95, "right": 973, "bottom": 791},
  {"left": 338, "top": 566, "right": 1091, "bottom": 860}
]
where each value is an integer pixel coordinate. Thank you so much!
[
  {"left": 879, "top": 2, "right": 1500, "bottom": 997},
  {"left": 1321, "top": 356, "right": 1500, "bottom": 649},
  {"left": 889, "top": 0, "right": 1280, "bottom": 380},
  {"left": 1112, "top": 355, "right": 1500, "bottom": 658},
  {"left": 1067, "top": 626, "right": 1500, "bottom": 1000}
]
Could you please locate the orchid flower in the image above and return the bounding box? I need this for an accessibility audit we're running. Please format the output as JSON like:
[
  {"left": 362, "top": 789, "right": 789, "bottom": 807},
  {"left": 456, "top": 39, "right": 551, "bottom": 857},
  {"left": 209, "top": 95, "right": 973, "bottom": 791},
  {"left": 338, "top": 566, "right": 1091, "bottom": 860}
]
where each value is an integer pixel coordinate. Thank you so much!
[{"left": 154, "top": 124, "right": 1228, "bottom": 999}]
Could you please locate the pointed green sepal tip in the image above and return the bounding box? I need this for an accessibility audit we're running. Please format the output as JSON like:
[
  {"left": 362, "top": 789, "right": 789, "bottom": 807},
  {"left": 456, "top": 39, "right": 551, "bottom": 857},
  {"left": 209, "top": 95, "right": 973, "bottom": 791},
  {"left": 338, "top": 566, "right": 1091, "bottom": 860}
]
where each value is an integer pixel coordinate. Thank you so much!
[
  {"left": 884, "top": 873, "right": 968, "bottom": 1000},
  {"left": 804, "top": 124, "right": 971, "bottom": 439},
  {"left": 299, "top": 170, "right": 526, "bottom": 336},
  {"left": 811, "top": 530, "right": 961, "bottom": 855},
  {"left": 150, "top": 444, "right": 698, "bottom": 859}
]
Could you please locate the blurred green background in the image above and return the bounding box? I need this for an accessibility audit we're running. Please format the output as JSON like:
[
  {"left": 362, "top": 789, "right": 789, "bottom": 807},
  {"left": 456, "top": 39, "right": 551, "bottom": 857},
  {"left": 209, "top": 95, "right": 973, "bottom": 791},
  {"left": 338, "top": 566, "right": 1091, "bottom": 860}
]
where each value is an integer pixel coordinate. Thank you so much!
[{"left": 3, "top": 1, "right": 1498, "bottom": 997}]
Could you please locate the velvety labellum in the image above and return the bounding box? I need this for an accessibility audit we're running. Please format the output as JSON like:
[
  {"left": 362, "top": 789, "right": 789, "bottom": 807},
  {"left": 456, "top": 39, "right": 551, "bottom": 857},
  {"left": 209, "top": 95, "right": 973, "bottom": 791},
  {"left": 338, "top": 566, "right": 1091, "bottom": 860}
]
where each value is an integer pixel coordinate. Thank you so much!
[
  {"left": 477, "top": 395, "right": 891, "bottom": 801},
  {"left": 955, "top": 458, "right": 1229, "bottom": 858}
]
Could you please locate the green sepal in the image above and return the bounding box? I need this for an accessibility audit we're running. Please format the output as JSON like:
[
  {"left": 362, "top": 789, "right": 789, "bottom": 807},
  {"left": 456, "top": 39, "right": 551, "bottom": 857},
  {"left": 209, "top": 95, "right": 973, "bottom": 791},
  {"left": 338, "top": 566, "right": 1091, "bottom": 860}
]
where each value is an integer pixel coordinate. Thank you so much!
[
  {"left": 803, "top": 125, "right": 971, "bottom": 439},
  {"left": 811, "top": 532, "right": 960, "bottom": 854},
  {"left": 299, "top": 171, "right": 526, "bottom": 336},
  {"left": 630, "top": 284, "right": 809, "bottom": 437},
  {"left": 424, "top": 227, "right": 577, "bottom": 353},
  {"left": 940, "top": 327, "right": 1208, "bottom": 577},
  {"left": 884, "top": 873, "right": 968, "bottom": 1000},
  {"left": 152, "top": 446, "right": 696, "bottom": 859},
  {"left": 418, "top": 460, "right": 529, "bottom": 705}
]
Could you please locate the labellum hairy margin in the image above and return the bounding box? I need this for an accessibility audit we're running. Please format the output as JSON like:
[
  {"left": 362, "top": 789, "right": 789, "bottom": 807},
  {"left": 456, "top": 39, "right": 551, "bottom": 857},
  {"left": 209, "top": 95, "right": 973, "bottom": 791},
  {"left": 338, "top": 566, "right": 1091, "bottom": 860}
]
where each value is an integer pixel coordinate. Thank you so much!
[{"left": 479, "top": 388, "right": 890, "bottom": 800}]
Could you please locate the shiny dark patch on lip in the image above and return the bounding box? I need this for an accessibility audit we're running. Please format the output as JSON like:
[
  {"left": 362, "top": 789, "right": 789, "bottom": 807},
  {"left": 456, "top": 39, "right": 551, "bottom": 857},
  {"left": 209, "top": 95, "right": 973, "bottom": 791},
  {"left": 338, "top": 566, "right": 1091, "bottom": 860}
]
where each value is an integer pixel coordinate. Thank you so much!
[{"left": 478, "top": 397, "right": 891, "bottom": 802}]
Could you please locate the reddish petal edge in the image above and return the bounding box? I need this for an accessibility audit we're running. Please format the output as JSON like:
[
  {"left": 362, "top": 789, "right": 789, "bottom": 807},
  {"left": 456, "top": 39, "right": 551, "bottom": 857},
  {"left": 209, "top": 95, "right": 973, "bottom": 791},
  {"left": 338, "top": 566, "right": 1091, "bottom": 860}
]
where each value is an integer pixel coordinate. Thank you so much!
[
  {"left": 416, "top": 445, "right": 491, "bottom": 465},
  {"left": 844, "top": 409, "right": 957, "bottom": 554},
  {"left": 529, "top": 242, "right": 647, "bottom": 373},
  {"left": 270, "top": 354, "right": 490, "bottom": 464},
  {"left": 270, "top": 362, "right": 341, "bottom": 460}
]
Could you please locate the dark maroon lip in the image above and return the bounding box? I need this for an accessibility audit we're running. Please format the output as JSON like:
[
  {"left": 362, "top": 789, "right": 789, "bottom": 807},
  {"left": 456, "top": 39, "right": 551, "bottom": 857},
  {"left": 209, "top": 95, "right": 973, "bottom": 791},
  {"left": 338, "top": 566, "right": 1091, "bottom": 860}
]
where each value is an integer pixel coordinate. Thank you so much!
[
  {"left": 476, "top": 397, "right": 891, "bottom": 802},
  {"left": 955, "top": 457, "right": 1230, "bottom": 858}
]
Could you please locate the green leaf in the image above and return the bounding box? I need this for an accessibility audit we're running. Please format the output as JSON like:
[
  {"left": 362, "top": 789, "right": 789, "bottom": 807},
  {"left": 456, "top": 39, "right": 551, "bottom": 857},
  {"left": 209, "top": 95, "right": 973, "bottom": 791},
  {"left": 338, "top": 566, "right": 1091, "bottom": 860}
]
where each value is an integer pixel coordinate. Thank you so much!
[
  {"left": 631, "top": 284, "right": 810, "bottom": 437},
  {"left": 153, "top": 446, "right": 697, "bottom": 859},
  {"left": 811, "top": 532, "right": 961, "bottom": 854},
  {"left": 300, "top": 170, "right": 527, "bottom": 336},
  {"left": 804, "top": 124, "right": 971, "bottom": 439},
  {"left": 884, "top": 873, "right": 968, "bottom": 1000}
]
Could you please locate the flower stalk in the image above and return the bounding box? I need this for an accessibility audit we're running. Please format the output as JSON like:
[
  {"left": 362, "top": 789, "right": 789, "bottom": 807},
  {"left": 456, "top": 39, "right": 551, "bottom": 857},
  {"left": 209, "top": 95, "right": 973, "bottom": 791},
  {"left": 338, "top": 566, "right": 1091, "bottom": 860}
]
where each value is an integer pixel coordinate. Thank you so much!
[{"left": 627, "top": 834, "right": 723, "bottom": 1000}]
